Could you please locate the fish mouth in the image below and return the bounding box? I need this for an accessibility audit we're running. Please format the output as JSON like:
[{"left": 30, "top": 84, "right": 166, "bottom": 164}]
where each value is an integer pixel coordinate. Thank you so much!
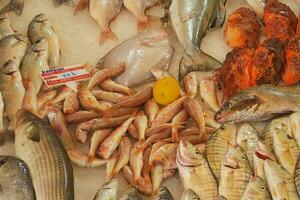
[
  {"left": 223, "top": 155, "right": 240, "bottom": 169},
  {"left": 34, "top": 13, "right": 48, "bottom": 22},
  {"left": 176, "top": 140, "right": 201, "bottom": 167}
]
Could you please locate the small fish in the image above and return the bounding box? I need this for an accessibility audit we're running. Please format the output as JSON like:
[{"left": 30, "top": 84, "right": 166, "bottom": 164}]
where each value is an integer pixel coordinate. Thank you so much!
[
  {"left": 153, "top": 186, "right": 174, "bottom": 200},
  {"left": 180, "top": 189, "right": 200, "bottom": 200},
  {"left": 106, "top": 151, "right": 119, "bottom": 181},
  {"left": 102, "top": 107, "right": 139, "bottom": 118},
  {"left": 93, "top": 179, "right": 119, "bottom": 200},
  {"left": 171, "top": 109, "right": 189, "bottom": 142},
  {"left": 92, "top": 90, "right": 125, "bottom": 104},
  {"left": 78, "top": 89, "right": 112, "bottom": 113},
  {"left": 0, "top": 156, "right": 36, "bottom": 200},
  {"left": 119, "top": 187, "right": 142, "bottom": 200},
  {"left": 0, "top": 0, "right": 24, "bottom": 16},
  {"left": 219, "top": 144, "right": 252, "bottom": 200},
  {"left": 177, "top": 140, "right": 218, "bottom": 199},
  {"left": 111, "top": 136, "right": 131, "bottom": 177},
  {"left": 37, "top": 89, "right": 58, "bottom": 109},
  {"left": 63, "top": 91, "right": 80, "bottom": 114},
  {"left": 199, "top": 78, "right": 219, "bottom": 112},
  {"left": 28, "top": 13, "right": 60, "bottom": 67},
  {"left": 0, "top": 14, "right": 14, "bottom": 40},
  {"left": 68, "top": 150, "right": 107, "bottom": 167},
  {"left": 100, "top": 79, "right": 135, "bottom": 96},
  {"left": 216, "top": 84, "right": 300, "bottom": 123},
  {"left": 149, "top": 143, "right": 178, "bottom": 171},
  {"left": 241, "top": 176, "right": 271, "bottom": 200},
  {"left": 66, "top": 110, "right": 101, "bottom": 123},
  {"left": 205, "top": 122, "right": 236, "bottom": 182},
  {"left": 134, "top": 112, "right": 148, "bottom": 142},
  {"left": 128, "top": 123, "right": 139, "bottom": 139},
  {"left": 130, "top": 141, "right": 144, "bottom": 182},
  {"left": 144, "top": 98, "right": 159, "bottom": 127},
  {"left": 151, "top": 164, "right": 164, "bottom": 193},
  {"left": 183, "top": 72, "right": 197, "bottom": 98}
]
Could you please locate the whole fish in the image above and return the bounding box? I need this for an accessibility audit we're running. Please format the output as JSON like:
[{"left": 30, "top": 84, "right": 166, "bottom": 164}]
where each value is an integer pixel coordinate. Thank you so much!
[
  {"left": 68, "top": 150, "right": 107, "bottom": 168},
  {"left": 241, "top": 176, "right": 271, "bottom": 200},
  {"left": 100, "top": 79, "right": 135, "bottom": 96},
  {"left": 119, "top": 187, "right": 142, "bottom": 200},
  {"left": 0, "top": 14, "right": 14, "bottom": 40},
  {"left": 28, "top": 13, "right": 60, "bottom": 67},
  {"left": 216, "top": 84, "right": 300, "bottom": 123},
  {"left": 169, "top": 0, "right": 226, "bottom": 79},
  {"left": 89, "top": 0, "right": 122, "bottom": 44},
  {"left": 273, "top": 127, "right": 300, "bottom": 174},
  {"left": 63, "top": 91, "right": 80, "bottom": 114},
  {"left": 20, "top": 38, "right": 49, "bottom": 95},
  {"left": 93, "top": 179, "right": 118, "bottom": 200},
  {"left": 97, "top": 29, "right": 173, "bottom": 86},
  {"left": 236, "top": 123, "right": 259, "bottom": 169},
  {"left": 264, "top": 159, "right": 299, "bottom": 200},
  {"left": 15, "top": 110, "right": 74, "bottom": 200},
  {"left": 111, "top": 136, "right": 131, "bottom": 177},
  {"left": 177, "top": 140, "right": 218, "bottom": 199},
  {"left": 219, "top": 144, "right": 252, "bottom": 200},
  {"left": 144, "top": 98, "right": 159, "bottom": 126},
  {"left": 153, "top": 186, "right": 174, "bottom": 200},
  {"left": 151, "top": 164, "right": 164, "bottom": 193},
  {"left": 0, "top": 60, "right": 25, "bottom": 132},
  {"left": 0, "top": 156, "right": 36, "bottom": 200},
  {"left": 180, "top": 189, "right": 200, "bottom": 200},
  {"left": 0, "top": 0, "right": 24, "bottom": 16},
  {"left": 129, "top": 141, "right": 144, "bottom": 182},
  {"left": 0, "top": 33, "right": 28, "bottom": 68},
  {"left": 205, "top": 122, "right": 236, "bottom": 182}
]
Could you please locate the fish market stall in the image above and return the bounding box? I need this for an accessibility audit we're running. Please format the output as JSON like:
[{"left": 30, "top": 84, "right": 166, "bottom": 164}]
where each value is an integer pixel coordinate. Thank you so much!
[{"left": 0, "top": 0, "right": 300, "bottom": 199}]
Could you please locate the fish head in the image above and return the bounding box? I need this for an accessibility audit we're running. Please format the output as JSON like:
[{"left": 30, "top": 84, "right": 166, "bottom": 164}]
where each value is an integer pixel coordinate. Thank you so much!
[
  {"left": 180, "top": 189, "right": 200, "bottom": 200},
  {"left": 237, "top": 123, "right": 259, "bottom": 147},
  {"left": 1, "top": 60, "right": 18, "bottom": 76},
  {"left": 273, "top": 126, "right": 297, "bottom": 149},
  {"left": 223, "top": 143, "right": 249, "bottom": 170},
  {"left": 32, "top": 38, "right": 48, "bottom": 53},
  {"left": 254, "top": 140, "right": 275, "bottom": 161},
  {"left": 245, "top": 176, "right": 270, "bottom": 198},
  {"left": 177, "top": 140, "right": 204, "bottom": 167},
  {"left": 214, "top": 122, "right": 236, "bottom": 138},
  {"left": 33, "top": 13, "right": 48, "bottom": 23},
  {"left": 215, "top": 92, "right": 262, "bottom": 123}
]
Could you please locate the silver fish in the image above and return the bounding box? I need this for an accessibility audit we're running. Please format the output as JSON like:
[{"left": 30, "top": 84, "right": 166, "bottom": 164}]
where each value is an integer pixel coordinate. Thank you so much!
[
  {"left": 93, "top": 179, "right": 118, "bottom": 200},
  {"left": 180, "top": 189, "right": 201, "bottom": 200},
  {"left": 0, "top": 0, "right": 24, "bottom": 16},
  {"left": 0, "top": 14, "right": 14, "bottom": 40},
  {"left": 119, "top": 187, "right": 142, "bottom": 200}
]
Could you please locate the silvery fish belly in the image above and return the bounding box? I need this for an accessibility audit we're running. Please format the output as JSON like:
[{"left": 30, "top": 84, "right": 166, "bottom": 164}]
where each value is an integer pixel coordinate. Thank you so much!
[
  {"left": 15, "top": 110, "right": 74, "bottom": 200},
  {"left": 99, "top": 29, "right": 173, "bottom": 86}
]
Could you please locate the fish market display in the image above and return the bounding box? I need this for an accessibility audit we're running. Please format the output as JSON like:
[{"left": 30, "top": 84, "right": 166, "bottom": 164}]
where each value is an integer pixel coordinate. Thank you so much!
[
  {"left": 0, "top": 155, "right": 36, "bottom": 200},
  {"left": 93, "top": 179, "right": 118, "bottom": 200}
]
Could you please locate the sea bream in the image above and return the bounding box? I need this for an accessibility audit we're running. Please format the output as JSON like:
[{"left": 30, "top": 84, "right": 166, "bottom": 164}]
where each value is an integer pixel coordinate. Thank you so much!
[
  {"left": 169, "top": 0, "right": 226, "bottom": 79},
  {"left": 93, "top": 179, "right": 118, "bottom": 200}
]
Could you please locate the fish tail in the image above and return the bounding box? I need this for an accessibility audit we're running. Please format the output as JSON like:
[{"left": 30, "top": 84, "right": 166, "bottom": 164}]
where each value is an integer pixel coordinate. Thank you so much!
[
  {"left": 99, "top": 28, "right": 118, "bottom": 45},
  {"left": 0, "top": 0, "right": 24, "bottom": 16},
  {"left": 179, "top": 52, "right": 221, "bottom": 80},
  {"left": 74, "top": 0, "right": 89, "bottom": 14},
  {"left": 86, "top": 153, "right": 94, "bottom": 166}
]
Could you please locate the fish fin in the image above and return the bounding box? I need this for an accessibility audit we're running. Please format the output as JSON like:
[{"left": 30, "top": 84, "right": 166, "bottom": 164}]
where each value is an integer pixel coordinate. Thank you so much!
[
  {"left": 74, "top": 0, "right": 89, "bottom": 14},
  {"left": 179, "top": 52, "right": 221, "bottom": 80},
  {"left": 0, "top": 0, "right": 24, "bottom": 16},
  {"left": 99, "top": 28, "right": 118, "bottom": 45}
]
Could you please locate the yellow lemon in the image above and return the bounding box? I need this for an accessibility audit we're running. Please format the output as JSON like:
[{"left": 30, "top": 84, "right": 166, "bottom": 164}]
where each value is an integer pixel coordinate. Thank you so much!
[{"left": 153, "top": 76, "right": 180, "bottom": 105}]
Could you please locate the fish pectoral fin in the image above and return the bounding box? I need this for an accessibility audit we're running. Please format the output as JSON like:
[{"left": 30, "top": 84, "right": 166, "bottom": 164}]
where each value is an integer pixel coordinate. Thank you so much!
[{"left": 25, "top": 123, "right": 40, "bottom": 142}]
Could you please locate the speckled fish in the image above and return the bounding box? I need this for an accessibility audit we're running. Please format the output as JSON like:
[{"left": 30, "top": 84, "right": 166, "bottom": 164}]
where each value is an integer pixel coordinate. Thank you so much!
[
  {"left": 216, "top": 84, "right": 300, "bottom": 123},
  {"left": 20, "top": 38, "right": 49, "bottom": 95},
  {"left": 205, "top": 122, "right": 236, "bottom": 182},
  {"left": 153, "top": 186, "right": 174, "bottom": 200},
  {"left": 169, "top": 0, "right": 226, "bottom": 79},
  {"left": 236, "top": 123, "right": 259, "bottom": 170},
  {"left": 0, "top": 14, "right": 14, "bottom": 40},
  {"left": 241, "top": 176, "right": 271, "bottom": 200},
  {"left": 177, "top": 140, "right": 218, "bottom": 199},
  {"left": 0, "top": 0, "right": 24, "bottom": 16},
  {"left": 264, "top": 159, "right": 299, "bottom": 200},
  {"left": 93, "top": 179, "right": 118, "bottom": 200},
  {"left": 0, "top": 60, "right": 25, "bottom": 132},
  {"left": 180, "top": 189, "right": 200, "bottom": 200},
  {"left": 15, "top": 110, "right": 74, "bottom": 200},
  {"left": 0, "top": 33, "right": 28, "bottom": 68},
  {"left": 219, "top": 144, "right": 252, "bottom": 200},
  {"left": 0, "top": 156, "right": 36, "bottom": 200},
  {"left": 119, "top": 187, "right": 142, "bottom": 200},
  {"left": 28, "top": 13, "right": 60, "bottom": 67},
  {"left": 97, "top": 29, "right": 173, "bottom": 86}
]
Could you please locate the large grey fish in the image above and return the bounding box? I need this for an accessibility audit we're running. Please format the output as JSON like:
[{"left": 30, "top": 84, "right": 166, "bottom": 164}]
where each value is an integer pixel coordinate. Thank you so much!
[
  {"left": 28, "top": 13, "right": 60, "bottom": 67},
  {"left": 177, "top": 140, "right": 218, "bottom": 199},
  {"left": 241, "top": 176, "right": 271, "bottom": 200},
  {"left": 169, "top": 0, "right": 226, "bottom": 79},
  {"left": 0, "top": 14, "right": 14, "bottom": 40},
  {"left": 119, "top": 187, "right": 142, "bottom": 200},
  {"left": 15, "top": 110, "right": 74, "bottom": 200},
  {"left": 0, "top": 155, "right": 36, "bottom": 200},
  {"left": 0, "top": 33, "right": 28, "bottom": 68},
  {"left": 215, "top": 84, "right": 300, "bottom": 123},
  {"left": 180, "top": 189, "right": 201, "bottom": 200},
  {"left": 205, "top": 122, "right": 236, "bottom": 182},
  {"left": 20, "top": 38, "right": 49, "bottom": 95},
  {"left": 93, "top": 179, "right": 118, "bottom": 200},
  {"left": 0, "top": 0, "right": 24, "bottom": 16},
  {"left": 153, "top": 186, "right": 174, "bottom": 200}
]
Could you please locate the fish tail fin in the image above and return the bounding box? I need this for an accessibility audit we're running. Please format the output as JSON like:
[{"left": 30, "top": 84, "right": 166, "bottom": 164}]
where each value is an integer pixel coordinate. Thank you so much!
[
  {"left": 0, "top": 0, "right": 24, "bottom": 16},
  {"left": 99, "top": 28, "right": 118, "bottom": 45},
  {"left": 179, "top": 51, "right": 221, "bottom": 80},
  {"left": 74, "top": 0, "right": 89, "bottom": 14}
]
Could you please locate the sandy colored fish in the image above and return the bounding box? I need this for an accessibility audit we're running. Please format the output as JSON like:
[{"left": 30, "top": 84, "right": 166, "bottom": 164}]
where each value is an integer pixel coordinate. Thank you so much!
[
  {"left": 219, "top": 144, "right": 252, "bottom": 200},
  {"left": 93, "top": 179, "right": 118, "bottom": 200},
  {"left": 0, "top": 0, "right": 24, "bottom": 16},
  {"left": 177, "top": 140, "right": 218, "bottom": 199},
  {"left": 153, "top": 186, "right": 174, "bottom": 200},
  {"left": 169, "top": 0, "right": 226, "bottom": 79},
  {"left": 15, "top": 110, "right": 74, "bottom": 200},
  {"left": 216, "top": 84, "right": 300, "bottom": 123},
  {"left": 0, "top": 14, "right": 14, "bottom": 40},
  {"left": 20, "top": 38, "right": 49, "bottom": 95},
  {"left": 144, "top": 98, "right": 159, "bottom": 126},
  {"left": 205, "top": 122, "right": 236, "bottom": 182},
  {"left": 98, "top": 28, "right": 173, "bottom": 86},
  {"left": 28, "top": 13, "right": 60, "bottom": 67},
  {"left": 289, "top": 112, "right": 300, "bottom": 147},
  {"left": 89, "top": 0, "right": 122, "bottom": 44},
  {"left": 0, "top": 60, "right": 25, "bottom": 132},
  {"left": 63, "top": 91, "right": 80, "bottom": 114},
  {"left": 0, "top": 33, "right": 28, "bottom": 68},
  {"left": 273, "top": 126, "right": 300, "bottom": 174},
  {"left": 0, "top": 156, "right": 36, "bottom": 200},
  {"left": 119, "top": 187, "right": 142, "bottom": 200},
  {"left": 241, "top": 176, "right": 271, "bottom": 200},
  {"left": 180, "top": 189, "right": 200, "bottom": 200},
  {"left": 199, "top": 78, "right": 219, "bottom": 112},
  {"left": 237, "top": 123, "right": 259, "bottom": 170},
  {"left": 68, "top": 150, "right": 107, "bottom": 167},
  {"left": 264, "top": 159, "right": 299, "bottom": 200},
  {"left": 295, "top": 155, "right": 300, "bottom": 197}
]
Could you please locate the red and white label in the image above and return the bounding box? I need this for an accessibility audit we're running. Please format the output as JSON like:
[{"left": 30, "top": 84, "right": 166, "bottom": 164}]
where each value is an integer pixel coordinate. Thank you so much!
[{"left": 41, "top": 64, "right": 91, "bottom": 87}]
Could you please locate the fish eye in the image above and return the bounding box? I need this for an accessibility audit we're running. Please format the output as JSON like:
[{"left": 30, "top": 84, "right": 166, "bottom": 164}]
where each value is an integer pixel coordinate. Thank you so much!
[
  {"left": 286, "top": 134, "right": 293, "bottom": 140},
  {"left": 261, "top": 186, "right": 266, "bottom": 191},
  {"left": 242, "top": 155, "right": 246, "bottom": 160}
]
